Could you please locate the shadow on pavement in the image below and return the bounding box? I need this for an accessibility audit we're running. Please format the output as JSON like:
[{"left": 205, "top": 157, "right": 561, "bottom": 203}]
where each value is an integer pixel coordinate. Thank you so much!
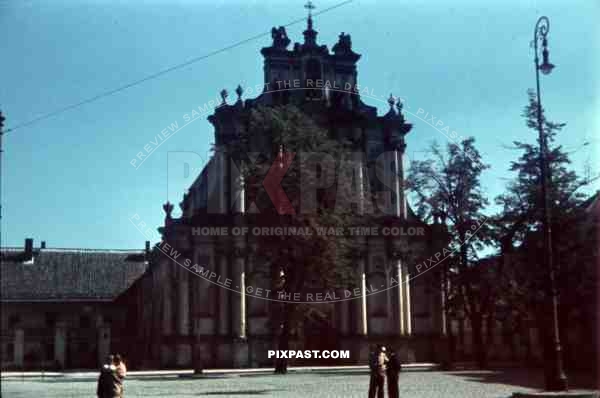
[
  {"left": 312, "top": 371, "right": 368, "bottom": 377},
  {"left": 198, "top": 390, "right": 281, "bottom": 396},
  {"left": 446, "top": 369, "right": 598, "bottom": 390}
]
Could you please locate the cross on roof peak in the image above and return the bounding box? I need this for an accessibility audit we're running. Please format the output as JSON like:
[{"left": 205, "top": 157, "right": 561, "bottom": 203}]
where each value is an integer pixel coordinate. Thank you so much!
[{"left": 304, "top": 1, "right": 316, "bottom": 17}]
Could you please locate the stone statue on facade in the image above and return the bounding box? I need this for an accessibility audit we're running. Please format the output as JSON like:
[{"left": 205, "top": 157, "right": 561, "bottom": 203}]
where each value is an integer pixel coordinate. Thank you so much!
[
  {"left": 271, "top": 26, "right": 290, "bottom": 49},
  {"left": 332, "top": 32, "right": 353, "bottom": 54}
]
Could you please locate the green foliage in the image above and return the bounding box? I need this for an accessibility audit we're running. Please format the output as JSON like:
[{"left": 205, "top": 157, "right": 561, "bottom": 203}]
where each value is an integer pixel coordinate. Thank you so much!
[
  {"left": 492, "top": 90, "right": 598, "bottom": 357},
  {"left": 495, "top": 89, "right": 589, "bottom": 247},
  {"left": 224, "top": 104, "right": 364, "bottom": 351},
  {"left": 238, "top": 105, "right": 359, "bottom": 289},
  {"left": 407, "top": 137, "right": 490, "bottom": 260},
  {"left": 407, "top": 136, "right": 491, "bottom": 367}
]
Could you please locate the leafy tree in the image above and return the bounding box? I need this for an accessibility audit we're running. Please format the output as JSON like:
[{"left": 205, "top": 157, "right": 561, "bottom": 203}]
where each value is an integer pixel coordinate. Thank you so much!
[
  {"left": 407, "top": 137, "right": 491, "bottom": 368},
  {"left": 224, "top": 104, "right": 363, "bottom": 373},
  {"left": 493, "top": 90, "right": 598, "bottom": 369}
]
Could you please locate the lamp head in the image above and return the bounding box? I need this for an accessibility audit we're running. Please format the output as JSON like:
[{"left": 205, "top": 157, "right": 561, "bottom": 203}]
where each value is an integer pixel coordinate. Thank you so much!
[
  {"left": 539, "top": 39, "right": 555, "bottom": 75},
  {"left": 539, "top": 62, "right": 554, "bottom": 75}
]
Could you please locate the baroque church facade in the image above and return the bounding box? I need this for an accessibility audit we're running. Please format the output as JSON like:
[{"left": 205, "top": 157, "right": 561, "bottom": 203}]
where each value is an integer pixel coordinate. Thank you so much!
[{"left": 127, "top": 13, "right": 449, "bottom": 369}]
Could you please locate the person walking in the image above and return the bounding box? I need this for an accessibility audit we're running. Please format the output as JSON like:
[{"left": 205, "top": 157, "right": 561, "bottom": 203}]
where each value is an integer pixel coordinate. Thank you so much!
[
  {"left": 386, "top": 348, "right": 401, "bottom": 398},
  {"left": 368, "top": 345, "right": 388, "bottom": 398}
]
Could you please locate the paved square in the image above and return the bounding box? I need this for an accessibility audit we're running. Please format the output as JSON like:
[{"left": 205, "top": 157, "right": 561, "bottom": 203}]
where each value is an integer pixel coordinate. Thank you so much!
[{"left": 1, "top": 370, "right": 596, "bottom": 398}]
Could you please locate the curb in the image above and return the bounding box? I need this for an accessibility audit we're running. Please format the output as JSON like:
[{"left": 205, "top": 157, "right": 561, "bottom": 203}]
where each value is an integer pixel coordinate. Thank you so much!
[{"left": 1, "top": 363, "right": 440, "bottom": 380}]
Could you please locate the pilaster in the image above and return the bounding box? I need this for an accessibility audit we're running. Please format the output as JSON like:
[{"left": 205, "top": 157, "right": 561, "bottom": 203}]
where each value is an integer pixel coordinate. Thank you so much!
[
  {"left": 54, "top": 322, "right": 67, "bottom": 368},
  {"left": 97, "top": 324, "right": 111, "bottom": 367},
  {"left": 14, "top": 328, "right": 24, "bottom": 368},
  {"left": 396, "top": 260, "right": 405, "bottom": 336}
]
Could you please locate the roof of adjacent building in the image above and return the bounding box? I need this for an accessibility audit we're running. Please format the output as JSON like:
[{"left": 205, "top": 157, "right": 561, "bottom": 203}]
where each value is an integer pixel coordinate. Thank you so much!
[
  {"left": 1, "top": 248, "right": 148, "bottom": 302},
  {"left": 583, "top": 190, "right": 600, "bottom": 217}
]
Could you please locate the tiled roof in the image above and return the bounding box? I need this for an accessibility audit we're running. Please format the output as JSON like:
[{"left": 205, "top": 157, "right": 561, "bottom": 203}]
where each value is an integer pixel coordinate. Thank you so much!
[
  {"left": 583, "top": 190, "right": 600, "bottom": 216},
  {"left": 1, "top": 249, "right": 148, "bottom": 302}
]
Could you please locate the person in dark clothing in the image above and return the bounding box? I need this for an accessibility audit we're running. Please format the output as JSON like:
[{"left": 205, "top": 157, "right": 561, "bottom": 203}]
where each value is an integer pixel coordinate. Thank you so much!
[
  {"left": 97, "top": 354, "right": 123, "bottom": 398},
  {"left": 368, "top": 345, "right": 388, "bottom": 398},
  {"left": 386, "top": 348, "right": 402, "bottom": 398},
  {"left": 368, "top": 346, "right": 378, "bottom": 398}
]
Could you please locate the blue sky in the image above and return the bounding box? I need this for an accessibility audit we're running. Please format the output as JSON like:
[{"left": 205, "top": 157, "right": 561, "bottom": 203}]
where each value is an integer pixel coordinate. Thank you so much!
[{"left": 1, "top": 0, "right": 598, "bottom": 249}]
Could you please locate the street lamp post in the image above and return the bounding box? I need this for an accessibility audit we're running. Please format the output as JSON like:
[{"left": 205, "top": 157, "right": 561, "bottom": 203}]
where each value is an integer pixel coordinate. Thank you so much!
[{"left": 532, "top": 16, "right": 568, "bottom": 391}]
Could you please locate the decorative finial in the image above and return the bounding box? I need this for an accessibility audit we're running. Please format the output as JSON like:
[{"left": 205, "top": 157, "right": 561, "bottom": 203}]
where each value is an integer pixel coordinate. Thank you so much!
[
  {"left": 179, "top": 192, "right": 189, "bottom": 212},
  {"left": 235, "top": 84, "right": 243, "bottom": 101},
  {"left": 388, "top": 94, "right": 396, "bottom": 109},
  {"left": 163, "top": 201, "right": 174, "bottom": 222},
  {"left": 220, "top": 89, "right": 228, "bottom": 104}
]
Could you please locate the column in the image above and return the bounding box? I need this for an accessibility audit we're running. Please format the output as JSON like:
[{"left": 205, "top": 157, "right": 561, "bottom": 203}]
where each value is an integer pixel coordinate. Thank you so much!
[
  {"left": 162, "top": 262, "right": 173, "bottom": 336},
  {"left": 176, "top": 266, "right": 191, "bottom": 365},
  {"left": 218, "top": 254, "right": 230, "bottom": 336},
  {"left": 240, "top": 268, "right": 246, "bottom": 339},
  {"left": 357, "top": 153, "right": 365, "bottom": 215},
  {"left": 189, "top": 248, "right": 198, "bottom": 335},
  {"left": 14, "top": 328, "right": 24, "bottom": 368},
  {"left": 404, "top": 267, "right": 412, "bottom": 335},
  {"left": 231, "top": 242, "right": 248, "bottom": 367},
  {"left": 232, "top": 251, "right": 246, "bottom": 339},
  {"left": 151, "top": 265, "right": 162, "bottom": 363},
  {"left": 359, "top": 257, "right": 368, "bottom": 336},
  {"left": 396, "top": 260, "right": 405, "bottom": 335},
  {"left": 231, "top": 160, "right": 245, "bottom": 213},
  {"left": 396, "top": 148, "right": 407, "bottom": 219},
  {"left": 381, "top": 150, "right": 397, "bottom": 216},
  {"left": 393, "top": 149, "right": 402, "bottom": 217},
  {"left": 353, "top": 253, "right": 368, "bottom": 336},
  {"left": 54, "top": 322, "right": 67, "bottom": 368},
  {"left": 209, "top": 147, "right": 228, "bottom": 214},
  {"left": 190, "top": 247, "right": 205, "bottom": 371},
  {"left": 177, "top": 267, "right": 190, "bottom": 334},
  {"left": 161, "top": 261, "right": 173, "bottom": 366},
  {"left": 219, "top": 148, "right": 230, "bottom": 214}
]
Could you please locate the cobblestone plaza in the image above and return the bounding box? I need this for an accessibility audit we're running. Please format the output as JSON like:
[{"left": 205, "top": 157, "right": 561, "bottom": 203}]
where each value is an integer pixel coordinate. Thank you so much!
[{"left": 3, "top": 370, "right": 597, "bottom": 398}]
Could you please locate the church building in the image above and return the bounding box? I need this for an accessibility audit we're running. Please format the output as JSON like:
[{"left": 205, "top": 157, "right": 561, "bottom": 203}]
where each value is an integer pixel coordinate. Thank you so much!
[{"left": 127, "top": 9, "right": 449, "bottom": 369}]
